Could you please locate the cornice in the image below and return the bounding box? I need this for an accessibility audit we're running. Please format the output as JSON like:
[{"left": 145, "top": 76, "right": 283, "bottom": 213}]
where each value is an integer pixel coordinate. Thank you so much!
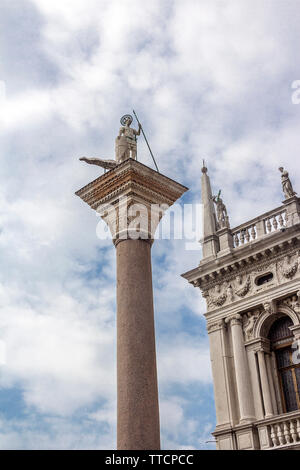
[
  {"left": 182, "top": 228, "right": 300, "bottom": 289},
  {"left": 76, "top": 158, "right": 188, "bottom": 209}
]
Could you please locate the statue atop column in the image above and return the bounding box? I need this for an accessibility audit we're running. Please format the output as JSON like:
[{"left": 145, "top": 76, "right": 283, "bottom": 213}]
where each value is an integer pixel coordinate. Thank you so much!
[
  {"left": 212, "top": 190, "right": 230, "bottom": 229},
  {"left": 79, "top": 114, "right": 141, "bottom": 170},
  {"left": 279, "top": 167, "right": 297, "bottom": 199},
  {"left": 115, "top": 114, "right": 141, "bottom": 162}
]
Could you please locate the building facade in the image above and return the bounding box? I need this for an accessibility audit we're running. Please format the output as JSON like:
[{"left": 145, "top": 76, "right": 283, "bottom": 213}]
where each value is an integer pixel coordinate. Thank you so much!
[{"left": 182, "top": 165, "right": 300, "bottom": 450}]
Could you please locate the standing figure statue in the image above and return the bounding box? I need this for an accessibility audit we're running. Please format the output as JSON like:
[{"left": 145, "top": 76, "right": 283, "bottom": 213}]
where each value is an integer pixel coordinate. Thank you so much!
[
  {"left": 116, "top": 114, "right": 141, "bottom": 163},
  {"left": 212, "top": 190, "right": 230, "bottom": 229},
  {"left": 279, "top": 167, "right": 297, "bottom": 199},
  {"left": 79, "top": 114, "right": 141, "bottom": 170}
]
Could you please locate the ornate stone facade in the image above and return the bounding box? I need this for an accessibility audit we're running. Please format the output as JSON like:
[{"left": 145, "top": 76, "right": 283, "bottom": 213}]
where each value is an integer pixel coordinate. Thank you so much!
[
  {"left": 182, "top": 166, "right": 300, "bottom": 450},
  {"left": 200, "top": 244, "right": 300, "bottom": 313}
]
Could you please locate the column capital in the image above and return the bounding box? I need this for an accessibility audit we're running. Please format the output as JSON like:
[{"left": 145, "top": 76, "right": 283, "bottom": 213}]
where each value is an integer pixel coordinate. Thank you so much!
[
  {"left": 207, "top": 318, "right": 225, "bottom": 334},
  {"left": 76, "top": 159, "right": 188, "bottom": 244},
  {"left": 289, "top": 324, "right": 300, "bottom": 341},
  {"left": 249, "top": 338, "right": 271, "bottom": 353},
  {"left": 225, "top": 314, "right": 242, "bottom": 326}
]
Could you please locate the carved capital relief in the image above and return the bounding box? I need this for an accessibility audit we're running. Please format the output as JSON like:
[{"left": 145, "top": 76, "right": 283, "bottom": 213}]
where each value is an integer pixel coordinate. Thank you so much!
[
  {"left": 255, "top": 339, "right": 271, "bottom": 354},
  {"left": 225, "top": 313, "right": 242, "bottom": 327},
  {"left": 207, "top": 319, "right": 225, "bottom": 334},
  {"left": 262, "top": 299, "right": 276, "bottom": 315}
]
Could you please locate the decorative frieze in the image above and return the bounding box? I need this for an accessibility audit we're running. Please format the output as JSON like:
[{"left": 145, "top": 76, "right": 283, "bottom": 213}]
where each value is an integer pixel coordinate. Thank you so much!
[
  {"left": 207, "top": 319, "right": 225, "bottom": 333},
  {"left": 242, "top": 309, "right": 262, "bottom": 342},
  {"left": 278, "top": 292, "right": 300, "bottom": 315},
  {"left": 235, "top": 275, "right": 251, "bottom": 298},
  {"left": 199, "top": 246, "right": 300, "bottom": 312},
  {"left": 278, "top": 253, "right": 299, "bottom": 280}
]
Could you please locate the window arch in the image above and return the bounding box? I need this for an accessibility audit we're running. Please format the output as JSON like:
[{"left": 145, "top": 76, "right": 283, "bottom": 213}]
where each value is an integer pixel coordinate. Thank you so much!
[{"left": 269, "top": 316, "right": 300, "bottom": 412}]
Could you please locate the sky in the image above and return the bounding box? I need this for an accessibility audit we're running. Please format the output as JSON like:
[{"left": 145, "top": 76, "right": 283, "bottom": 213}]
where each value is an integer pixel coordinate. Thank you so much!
[{"left": 0, "top": 0, "right": 300, "bottom": 450}]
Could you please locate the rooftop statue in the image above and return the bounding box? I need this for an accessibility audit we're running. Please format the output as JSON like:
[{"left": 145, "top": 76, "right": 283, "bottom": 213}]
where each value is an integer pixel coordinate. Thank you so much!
[
  {"left": 212, "top": 190, "right": 230, "bottom": 229},
  {"left": 279, "top": 167, "right": 297, "bottom": 199},
  {"left": 79, "top": 114, "right": 141, "bottom": 170}
]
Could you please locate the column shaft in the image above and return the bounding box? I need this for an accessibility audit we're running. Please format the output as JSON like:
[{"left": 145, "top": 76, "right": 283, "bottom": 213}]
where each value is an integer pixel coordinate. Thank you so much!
[
  {"left": 116, "top": 239, "right": 160, "bottom": 450},
  {"left": 265, "top": 353, "right": 278, "bottom": 414},
  {"left": 257, "top": 350, "right": 273, "bottom": 418},
  {"left": 230, "top": 316, "right": 255, "bottom": 423},
  {"left": 248, "top": 350, "right": 264, "bottom": 419}
]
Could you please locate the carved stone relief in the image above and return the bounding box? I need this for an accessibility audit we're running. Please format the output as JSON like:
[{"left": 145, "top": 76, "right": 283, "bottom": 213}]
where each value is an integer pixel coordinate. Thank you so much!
[
  {"left": 278, "top": 292, "right": 300, "bottom": 315},
  {"left": 209, "top": 284, "right": 227, "bottom": 307},
  {"left": 242, "top": 309, "right": 262, "bottom": 341},
  {"left": 277, "top": 252, "right": 299, "bottom": 281},
  {"left": 201, "top": 248, "right": 300, "bottom": 312},
  {"left": 234, "top": 275, "right": 251, "bottom": 298},
  {"left": 207, "top": 319, "right": 225, "bottom": 333}
]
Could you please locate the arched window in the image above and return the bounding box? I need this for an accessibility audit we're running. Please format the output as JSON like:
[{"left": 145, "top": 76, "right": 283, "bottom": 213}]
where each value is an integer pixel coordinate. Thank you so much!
[{"left": 269, "top": 316, "right": 300, "bottom": 412}]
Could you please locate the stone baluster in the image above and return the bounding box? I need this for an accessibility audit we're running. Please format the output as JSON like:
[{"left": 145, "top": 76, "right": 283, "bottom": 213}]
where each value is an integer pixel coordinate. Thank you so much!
[
  {"left": 283, "top": 421, "right": 291, "bottom": 444},
  {"left": 234, "top": 232, "right": 239, "bottom": 247},
  {"left": 278, "top": 213, "right": 284, "bottom": 227},
  {"left": 297, "top": 419, "right": 300, "bottom": 439},
  {"left": 250, "top": 225, "right": 256, "bottom": 240},
  {"left": 270, "top": 424, "right": 278, "bottom": 447},
  {"left": 273, "top": 216, "right": 278, "bottom": 230},
  {"left": 266, "top": 218, "right": 272, "bottom": 233},
  {"left": 240, "top": 230, "right": 245, "bottom": 244},
  {"left": 285, "top": 211, "right": 289, "bottom": 225},
  {"left": 277, "top": 423, "right": 285, "bottom": 446},
  {"left": 290, "top": 420, "right": 298, "bottom": 443}
]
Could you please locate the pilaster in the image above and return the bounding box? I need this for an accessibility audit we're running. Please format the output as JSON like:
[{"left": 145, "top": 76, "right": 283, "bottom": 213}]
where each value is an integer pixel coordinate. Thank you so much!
[{"left": 283, "top": 196, "right": 300, "bottom": 227}]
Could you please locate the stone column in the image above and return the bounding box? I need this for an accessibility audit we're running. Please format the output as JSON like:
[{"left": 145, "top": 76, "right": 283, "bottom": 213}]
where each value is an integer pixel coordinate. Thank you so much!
[
  {"left": 247, "top": 348, "right": 264, "bottom": 419},
  {"left": 257, "top": 350, "right": 273, "bottom": 418},
  {"left": 207, "top": 320, "right": 233, "bottom": 429},
  {"left": 116, "top": 238, "right": 160, "bottom": 449},
  {"left": 76, "top": 158, "right": 188, "bottom": 450},
  {"left": 265, "top": 353, "right": 278, "bottom": 415},
  {"left": 226, "top": 315, "right": 255, "bottom": 423}
]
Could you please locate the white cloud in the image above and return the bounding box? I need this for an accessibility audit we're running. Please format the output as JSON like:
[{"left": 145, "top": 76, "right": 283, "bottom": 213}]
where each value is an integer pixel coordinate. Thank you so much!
[
  {"left": 0, "top": 0, "right": 300, "bottom": 449},
  {"left": 158, "top": 335, "right": 212, "bottom": 387}
]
